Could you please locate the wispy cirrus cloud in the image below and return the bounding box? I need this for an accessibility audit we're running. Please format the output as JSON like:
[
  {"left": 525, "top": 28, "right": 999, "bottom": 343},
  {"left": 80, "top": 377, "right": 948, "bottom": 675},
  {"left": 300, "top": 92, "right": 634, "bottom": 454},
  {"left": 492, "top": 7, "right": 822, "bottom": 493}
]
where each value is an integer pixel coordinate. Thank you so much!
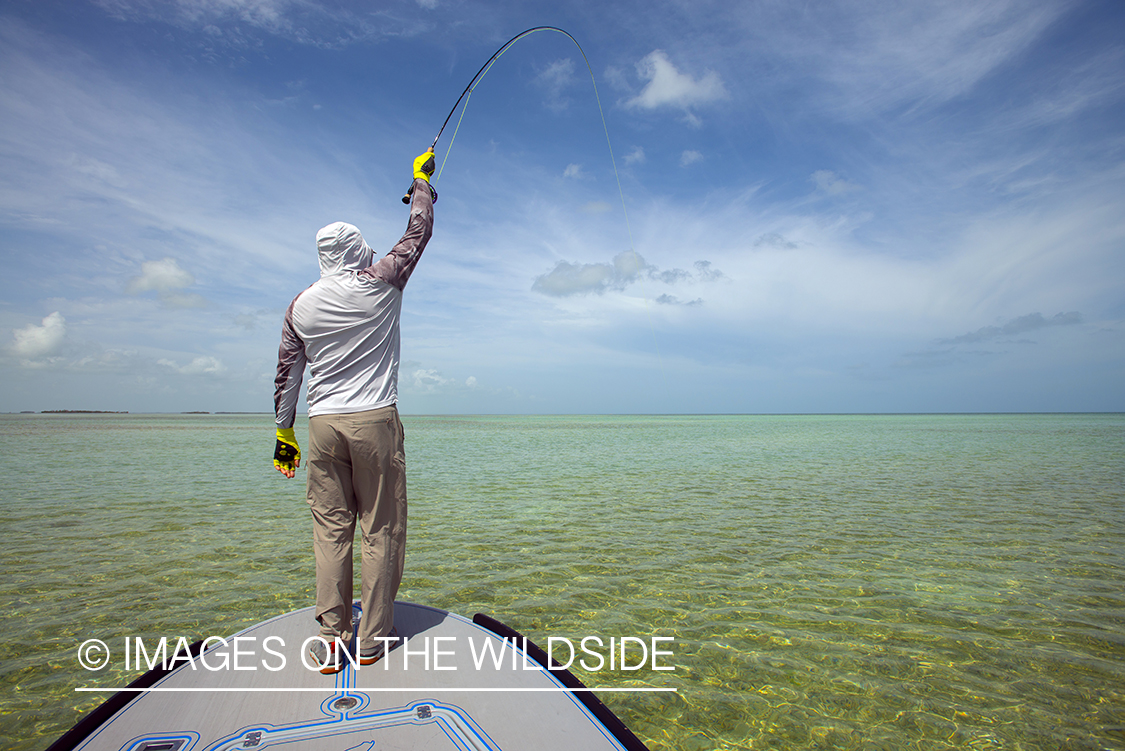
[
  {"left": 732, "top": 0, "right": 1068, "bottom": 118},
  {"left": 536, "top": 58, "right": 577, "bottom": 111},
  {"left": 680, "top": 150, "right": 703, "bottom": 167},
  {"left": 90, "top": 0, "right": 431, "bottom": 48},
  {"left": 656, "top": 294, "right": 702, "bottom": 307},
  {"left": 939, "top": 311, "right": 1083, "bottom": 345},
  {"left": 811, "top": 170, "right": 860, "bottom": 196}
]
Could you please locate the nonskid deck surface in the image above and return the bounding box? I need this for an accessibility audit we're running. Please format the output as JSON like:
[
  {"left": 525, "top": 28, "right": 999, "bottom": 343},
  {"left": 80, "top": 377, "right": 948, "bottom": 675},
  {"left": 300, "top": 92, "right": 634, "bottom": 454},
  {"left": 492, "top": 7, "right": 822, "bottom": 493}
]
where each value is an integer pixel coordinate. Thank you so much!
[{"left": 63, "top": 602, "right": 641, "bottom": 751}]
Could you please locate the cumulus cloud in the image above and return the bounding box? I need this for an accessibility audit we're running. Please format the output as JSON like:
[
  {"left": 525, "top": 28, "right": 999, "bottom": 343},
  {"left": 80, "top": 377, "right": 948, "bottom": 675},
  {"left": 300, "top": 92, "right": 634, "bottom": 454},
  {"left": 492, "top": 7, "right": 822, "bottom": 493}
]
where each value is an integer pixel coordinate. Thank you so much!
[
  {"left": 563, "top": 164, "right": 585, "bottom": 179},
  {"left": 532, "top": 251, "right": 725, "bottom": 297},
  {"left": 693, "top": 260, "right": 726, "bottom": 281},
  {"left": 127, "top": 258, "right": 194, "bottom": 293},
  {"left": 812, "top": 170, "right": 860, "bottom": 195},
  {"left": 940, "top": 312, "right": 1083, "bottom": 345},
  {"left": 624, "top": 146, "right": 646, "bottom": 165},
  {"left": 158, "top": 356, "right": 225, "bottom": 374},
  {"left": 532, "top": 251, "right": 646, "bottom": 297},
  {"left": 12, "top": 312, "right": 66, "bottom": 361},
  {"left": 126, "top": 258, "right": 207, "bottom": 308},
  {"left": 411, "top": 368, "right": 452, "bottom": 393},
  {"left": 655, "top": 267, "right": 693, "bottom": 284},
  {"left": 626, "top": 50, "right": 728, "bottom": 112},
  {"left": 681, "top": 150, "right": 703, "bottom": 167},
  {"left": 400, "top": 367, "right": 483, "bottom": 395}
]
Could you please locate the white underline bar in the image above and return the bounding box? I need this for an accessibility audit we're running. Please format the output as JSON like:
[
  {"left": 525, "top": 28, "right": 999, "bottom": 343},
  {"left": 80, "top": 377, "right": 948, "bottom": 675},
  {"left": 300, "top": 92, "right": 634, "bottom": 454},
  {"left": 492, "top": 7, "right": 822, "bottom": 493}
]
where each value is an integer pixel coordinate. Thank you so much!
[{"left": 76, "top": 686, "right": 677, "bottom": 693}]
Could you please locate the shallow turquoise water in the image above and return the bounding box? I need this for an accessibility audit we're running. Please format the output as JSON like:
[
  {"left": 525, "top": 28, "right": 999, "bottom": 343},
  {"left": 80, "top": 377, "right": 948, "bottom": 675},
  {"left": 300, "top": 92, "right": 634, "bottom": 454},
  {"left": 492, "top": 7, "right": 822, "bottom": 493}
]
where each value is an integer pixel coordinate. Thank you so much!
[{"left": 1, "top": 413, "right": 1123, "bottom": 750}]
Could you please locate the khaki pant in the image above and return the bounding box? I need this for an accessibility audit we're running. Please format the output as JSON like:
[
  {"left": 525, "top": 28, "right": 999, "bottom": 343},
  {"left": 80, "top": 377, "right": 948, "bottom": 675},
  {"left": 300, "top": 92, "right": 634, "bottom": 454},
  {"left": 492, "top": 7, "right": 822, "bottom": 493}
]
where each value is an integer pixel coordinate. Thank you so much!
[{"left": 306, "top": 405, "right": 406, "bottom": 651}]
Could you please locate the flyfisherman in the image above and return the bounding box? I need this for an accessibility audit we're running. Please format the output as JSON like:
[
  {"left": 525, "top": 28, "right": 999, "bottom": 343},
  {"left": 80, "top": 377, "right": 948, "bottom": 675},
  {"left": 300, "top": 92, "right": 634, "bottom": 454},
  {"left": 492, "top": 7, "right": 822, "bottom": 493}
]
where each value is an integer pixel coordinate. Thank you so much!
[{"left": 272, "top": 150, "right": 436, "bottom": 674}]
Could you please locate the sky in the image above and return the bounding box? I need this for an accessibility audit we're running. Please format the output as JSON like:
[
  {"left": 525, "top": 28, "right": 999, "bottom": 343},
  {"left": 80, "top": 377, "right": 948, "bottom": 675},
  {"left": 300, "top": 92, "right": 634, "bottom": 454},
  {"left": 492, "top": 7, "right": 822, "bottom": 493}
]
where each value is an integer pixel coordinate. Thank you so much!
[{"left": 1, "top": 0, "right": 1123, "bottom": 414}]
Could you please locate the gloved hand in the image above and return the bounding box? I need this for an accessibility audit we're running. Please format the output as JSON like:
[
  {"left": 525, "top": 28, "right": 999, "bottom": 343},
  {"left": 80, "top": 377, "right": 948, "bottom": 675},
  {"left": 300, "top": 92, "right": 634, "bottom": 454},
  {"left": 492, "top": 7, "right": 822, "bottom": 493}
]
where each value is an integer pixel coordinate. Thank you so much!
[
  {"left": 274, "top": 427, "right": 301, "bottom": 478},
  {"left": 413, "top": 149, "right": 436, "bottom": 182}
]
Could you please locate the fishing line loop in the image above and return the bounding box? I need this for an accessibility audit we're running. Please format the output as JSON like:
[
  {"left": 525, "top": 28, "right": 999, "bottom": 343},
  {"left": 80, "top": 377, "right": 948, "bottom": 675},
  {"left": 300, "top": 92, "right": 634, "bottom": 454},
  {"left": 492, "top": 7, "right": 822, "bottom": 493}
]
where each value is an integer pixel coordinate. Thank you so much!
[
  {"left": 424, "top": 27, "right": 664, "bottom": 384},
  {"left": 429, "top": 27, "right": 635, "bottom": 258}
]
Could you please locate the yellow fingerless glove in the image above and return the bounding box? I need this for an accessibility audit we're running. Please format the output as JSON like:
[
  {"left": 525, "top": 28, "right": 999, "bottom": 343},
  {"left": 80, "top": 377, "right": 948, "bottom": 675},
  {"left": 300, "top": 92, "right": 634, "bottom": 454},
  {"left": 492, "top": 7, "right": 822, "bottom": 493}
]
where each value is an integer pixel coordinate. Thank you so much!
[
  {"left": 274, "top": 427, "right": 301, "bottom": 473},
  {"left": 413, "top": 150, "right": 435, "bottom": 182}
]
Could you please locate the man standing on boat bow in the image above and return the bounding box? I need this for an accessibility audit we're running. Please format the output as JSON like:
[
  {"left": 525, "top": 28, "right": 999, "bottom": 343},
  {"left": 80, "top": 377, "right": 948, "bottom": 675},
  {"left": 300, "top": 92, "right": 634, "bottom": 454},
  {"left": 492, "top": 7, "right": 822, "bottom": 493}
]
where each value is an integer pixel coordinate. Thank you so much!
[{"left": 271, "top": 150, "right": 436, "bottom": 674}]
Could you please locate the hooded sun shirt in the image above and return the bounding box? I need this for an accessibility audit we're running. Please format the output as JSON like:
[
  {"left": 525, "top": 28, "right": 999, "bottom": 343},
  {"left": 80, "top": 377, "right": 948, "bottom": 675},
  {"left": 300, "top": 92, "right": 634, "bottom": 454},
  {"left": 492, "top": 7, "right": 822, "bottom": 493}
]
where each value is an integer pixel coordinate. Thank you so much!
[{"left": 274, "top": 179, "right": 434, "bottom": 429}]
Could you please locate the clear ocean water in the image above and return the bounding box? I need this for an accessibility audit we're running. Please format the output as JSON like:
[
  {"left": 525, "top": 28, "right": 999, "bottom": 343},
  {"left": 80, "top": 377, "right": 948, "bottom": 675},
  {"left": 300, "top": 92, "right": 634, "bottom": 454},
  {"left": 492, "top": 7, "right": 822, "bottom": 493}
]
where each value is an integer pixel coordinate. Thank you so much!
[{"left": 1, "top": 413, "right": 1123, "bottom": 750}]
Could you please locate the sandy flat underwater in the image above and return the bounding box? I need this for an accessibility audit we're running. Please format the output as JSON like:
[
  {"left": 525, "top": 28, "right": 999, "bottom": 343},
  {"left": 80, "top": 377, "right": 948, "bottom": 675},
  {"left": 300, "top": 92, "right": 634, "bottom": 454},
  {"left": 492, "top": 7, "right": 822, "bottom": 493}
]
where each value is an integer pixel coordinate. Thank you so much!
[{"left": 1, "top": 412, "right": 1123, "bottom": 750}]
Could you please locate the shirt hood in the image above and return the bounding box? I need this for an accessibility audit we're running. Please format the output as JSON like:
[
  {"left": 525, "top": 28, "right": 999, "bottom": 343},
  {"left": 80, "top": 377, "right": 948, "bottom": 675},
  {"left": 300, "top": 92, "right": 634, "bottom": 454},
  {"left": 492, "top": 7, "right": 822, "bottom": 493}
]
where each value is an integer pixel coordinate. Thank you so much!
[{"left": 316, "top": 222, "right": 373, "bottom": 277}]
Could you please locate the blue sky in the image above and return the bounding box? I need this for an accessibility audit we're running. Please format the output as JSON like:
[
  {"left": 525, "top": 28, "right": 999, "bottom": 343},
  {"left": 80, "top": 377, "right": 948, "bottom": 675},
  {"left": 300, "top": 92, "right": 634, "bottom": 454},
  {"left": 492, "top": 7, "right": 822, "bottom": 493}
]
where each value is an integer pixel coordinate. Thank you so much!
[{"left": 1, "top": 0, "right": 1122, "bottom": 414}]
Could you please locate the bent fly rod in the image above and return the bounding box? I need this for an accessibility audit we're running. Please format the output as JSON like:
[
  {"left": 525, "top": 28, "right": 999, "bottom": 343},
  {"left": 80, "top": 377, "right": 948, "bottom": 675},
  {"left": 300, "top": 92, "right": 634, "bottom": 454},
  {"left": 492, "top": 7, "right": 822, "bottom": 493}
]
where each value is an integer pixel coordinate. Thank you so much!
[{"left": 403, "top": 26, "right": 623, "bottom": 210}]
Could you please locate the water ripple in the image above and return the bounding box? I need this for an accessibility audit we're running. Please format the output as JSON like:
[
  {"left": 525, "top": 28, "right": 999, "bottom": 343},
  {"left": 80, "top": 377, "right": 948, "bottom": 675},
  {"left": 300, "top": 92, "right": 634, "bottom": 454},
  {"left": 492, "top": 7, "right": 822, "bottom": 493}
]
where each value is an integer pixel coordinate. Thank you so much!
[{"left": 1, "top": 413, "right": 1123, "bottom": 750}]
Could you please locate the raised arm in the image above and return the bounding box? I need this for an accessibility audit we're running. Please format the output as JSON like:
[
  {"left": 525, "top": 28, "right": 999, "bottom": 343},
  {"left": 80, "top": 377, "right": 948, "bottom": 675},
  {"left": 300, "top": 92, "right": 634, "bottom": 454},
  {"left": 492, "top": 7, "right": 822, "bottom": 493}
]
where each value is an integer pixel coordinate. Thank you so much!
[{"left": 363, "top": 151, "right": 436, "bottom": 291}]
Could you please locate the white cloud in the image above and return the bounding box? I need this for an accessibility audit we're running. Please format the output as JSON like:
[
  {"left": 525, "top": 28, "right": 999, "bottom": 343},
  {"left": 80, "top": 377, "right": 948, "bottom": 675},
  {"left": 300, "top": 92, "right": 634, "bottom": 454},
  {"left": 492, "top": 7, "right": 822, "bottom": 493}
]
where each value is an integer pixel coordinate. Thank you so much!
[
  {"left": 812, "top": 170, "right": 860, "bottom": 195},
  {"left": 681, "top": 150, "right": 703, "bottom": 167},
  {"left": 693, "top": 260, "right": 726, "bottom": 281},
  {"left": 465, "top": 376, "right": 477, "bottom": 388},
  {"left": 940, "top": 312, "right": 1083, "bottom": 345},
  {"left": 532, "top": 250, "right": 647, "bottom": 297},
  {"left": 536, "top": 58, "right": 576, "bottom": 111},
  {"left": 3, "top": 0, "right": 1121, "bottom": 414},
  {"left": 563, "top": 164, "right": 585, "bottom": 179},
  {"left": 532, "top": 250, "right": 724, "bottom": 297},
  {"left": 12, "top": 312, "right": 66, "bottom": 360},
  {"left": 754, "top": 233, "right": 799, "bottom": 250},
  {"left": 91, "top": 0, "right": 427, "bottom": 48},
  {"left": 126, "top": 259, "right": 208, "bottom": 308},
  {"left": 735, "top": 0, "right": 1067, "bottom": 119},
  {"left": 656, "top": 294, "right": 703, "bottom": 307},
  {"left": 183, "top": 356, "right": 224, "bottom": 374},
  {"left": 533, "top": 259, "right": 616, "bottom": 297},
  {"left": 410, "top": 368, "right": 452, "bottom": 393},
  {"left": 97, "top": 0, "right": 298, "bottom": 34},
  {"left": 127, "top": 258, "right": 194, "bottom": 293},
  {"left": 66, "top": 154, "right": 128, "bottom": 189},
  {"left": 159, "top": 355, "right": 226, "bottom": 374},
  {"left": 626, "top": 50, "right": 728, "bottom": 111}
]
